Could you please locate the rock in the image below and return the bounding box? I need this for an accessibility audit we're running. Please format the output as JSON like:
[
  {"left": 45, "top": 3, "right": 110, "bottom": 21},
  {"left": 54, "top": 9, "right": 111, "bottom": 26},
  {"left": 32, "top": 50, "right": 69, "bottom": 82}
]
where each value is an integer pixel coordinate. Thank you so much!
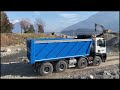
[
  {"left": 6, "top": 48, "right": 11, "bottom": 52},
  {"left": 104, "top": 70, "right": 111, "bottom": 75},
  {"left": 79, "top": 76, "right": 87, "bottom": 79},
  {"left": 89, "top": 75, "right": 94, "bottom": 79},
  {"left": 23, "top": 42, "right": 26, "bottom": 45},
  {"left": 24, "top": 48, "right": 27, "bottom": 51},
  {"left": 20, "top": 57, "right": 29, "bottom": 63},
  {"left": 111, "top": 69, "right": 118, "bottom": 75},
  {"left": 16, "top": 48, "right": 21, "bottom": 52},
  {"left": 103, "top": 70, "right": 114, "bottom": 79},
  {"left": 113, "top": 74, "right": 119, "bottom": 79},
  {"left": 86, "top": 75, "right": 94, "bottom": 79},
  {"left": 80, "top": 77, "right": 87, "bottom": 79}
]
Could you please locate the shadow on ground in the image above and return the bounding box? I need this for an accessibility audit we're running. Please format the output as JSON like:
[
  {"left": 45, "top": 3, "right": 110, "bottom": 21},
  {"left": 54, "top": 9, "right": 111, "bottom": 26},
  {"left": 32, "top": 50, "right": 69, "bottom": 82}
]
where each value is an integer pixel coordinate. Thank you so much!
[{"left": 1, "top": 62, "right": 39, "bottom": 77}]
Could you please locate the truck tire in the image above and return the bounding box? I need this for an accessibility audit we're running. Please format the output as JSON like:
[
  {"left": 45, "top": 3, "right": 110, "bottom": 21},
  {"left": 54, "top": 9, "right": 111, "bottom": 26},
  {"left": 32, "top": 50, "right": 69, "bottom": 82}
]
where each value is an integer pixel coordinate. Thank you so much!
[
  {"left": 93, "top": 56, "right": 102, "bottom": 66},
  {"left": 38, "top": 62, "right": 53, "bottom": 76},
  {"left": 55, "top": 60, "right": 67, "bottom": 73},
  {"left": 77, "top": 58, "right": 87, "bottom": 69}
]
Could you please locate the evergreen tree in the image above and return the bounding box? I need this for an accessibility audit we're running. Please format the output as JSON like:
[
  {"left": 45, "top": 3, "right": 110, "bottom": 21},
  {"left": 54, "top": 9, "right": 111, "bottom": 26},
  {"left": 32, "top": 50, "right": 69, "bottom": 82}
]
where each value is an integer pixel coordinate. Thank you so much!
[{"left": 0, "top": 11, "right": 13, "bottom": 33}]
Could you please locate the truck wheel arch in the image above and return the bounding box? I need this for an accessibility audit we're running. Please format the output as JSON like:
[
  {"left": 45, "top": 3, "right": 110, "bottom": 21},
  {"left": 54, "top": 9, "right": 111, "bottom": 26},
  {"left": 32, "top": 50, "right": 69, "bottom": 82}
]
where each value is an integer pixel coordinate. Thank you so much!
[
  {"left": 95, "top": 53, "right": 102, "bottom": 60},
  {"left": 78, "top": 56, "right": 89, "bottom": 63}
]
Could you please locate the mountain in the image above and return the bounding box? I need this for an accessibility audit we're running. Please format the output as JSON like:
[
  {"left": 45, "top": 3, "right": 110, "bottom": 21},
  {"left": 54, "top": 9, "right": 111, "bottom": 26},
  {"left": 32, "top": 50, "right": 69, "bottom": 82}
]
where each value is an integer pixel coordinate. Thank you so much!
[
  {"left": 61, "top": 12, "right": 119, "bottom": 36},
  {"left": 12, "top": 22, "right": 21, "bottom": 33}
]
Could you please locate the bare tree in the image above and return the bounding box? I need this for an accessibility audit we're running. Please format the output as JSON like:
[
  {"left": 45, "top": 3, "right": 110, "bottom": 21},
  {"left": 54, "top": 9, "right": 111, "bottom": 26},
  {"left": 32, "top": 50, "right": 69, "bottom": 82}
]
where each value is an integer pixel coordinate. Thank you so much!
[
  {"left": 35, "top": 18, "right": 45, "bottom": 33},
  {"left": 20, "top": 19, "right": 32, "bottom": 33}
]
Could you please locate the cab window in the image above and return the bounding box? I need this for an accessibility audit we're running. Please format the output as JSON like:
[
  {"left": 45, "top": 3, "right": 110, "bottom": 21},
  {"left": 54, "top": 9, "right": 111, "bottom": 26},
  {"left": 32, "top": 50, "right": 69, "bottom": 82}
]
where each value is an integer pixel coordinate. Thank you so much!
[{"left": 97, "top": 39, "right": 105, "bottom": 47}]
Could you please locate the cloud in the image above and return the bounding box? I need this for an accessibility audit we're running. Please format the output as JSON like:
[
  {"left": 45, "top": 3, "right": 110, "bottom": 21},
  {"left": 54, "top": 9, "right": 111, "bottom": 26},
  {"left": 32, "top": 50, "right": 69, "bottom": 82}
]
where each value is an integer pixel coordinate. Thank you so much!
[
  {"left": 33, "top": 11, "right": 41, "bottom": 15},
  {"left": 33, "top": 11, "right": 54, "bottom": 15},
  {"left": 59, "top": 13, "right": 80, "bottom": 25},
  {"left": 59, "top": 13, "right": 79, "bottom": 19},
  {"left": 10, "top": 19, "right": 20, "bottom": 24},
  {"left": 59, "top": 14, "right": 80, "bottom": 27}
]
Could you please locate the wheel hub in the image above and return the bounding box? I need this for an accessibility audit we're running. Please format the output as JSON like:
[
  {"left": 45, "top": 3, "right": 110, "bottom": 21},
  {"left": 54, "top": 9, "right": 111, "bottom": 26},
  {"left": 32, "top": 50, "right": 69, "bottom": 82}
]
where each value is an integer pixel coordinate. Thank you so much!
[
  {"left": 81, "top": 61, "right": 85, "bottom": 66},
  {"left": 44, "top": 67, "right": 50, "bottom": 73},
  {"left": 60, "top": 64, "right": 64, "bottom": 70}
]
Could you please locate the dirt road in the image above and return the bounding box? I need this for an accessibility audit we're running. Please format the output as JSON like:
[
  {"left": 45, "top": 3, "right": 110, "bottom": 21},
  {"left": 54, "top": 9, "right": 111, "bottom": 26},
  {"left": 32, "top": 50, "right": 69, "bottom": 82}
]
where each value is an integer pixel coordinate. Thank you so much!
[{"left": 1, "top": 53, "right": 119, "bottom": 79}]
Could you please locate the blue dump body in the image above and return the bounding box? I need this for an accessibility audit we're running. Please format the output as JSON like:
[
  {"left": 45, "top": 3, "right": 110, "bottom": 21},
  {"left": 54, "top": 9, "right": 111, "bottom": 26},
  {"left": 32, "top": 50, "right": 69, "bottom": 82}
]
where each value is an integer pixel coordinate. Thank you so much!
[{"left": 27, "top": 38, "right": 94, "bottom": 64}]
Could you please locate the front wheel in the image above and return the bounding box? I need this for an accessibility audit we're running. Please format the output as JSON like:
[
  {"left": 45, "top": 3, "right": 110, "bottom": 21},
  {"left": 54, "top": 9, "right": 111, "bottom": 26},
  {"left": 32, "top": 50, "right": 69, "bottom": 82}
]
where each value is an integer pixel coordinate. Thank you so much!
[{"left": 93, "top": 56, "right": 102, "bottom": 66}]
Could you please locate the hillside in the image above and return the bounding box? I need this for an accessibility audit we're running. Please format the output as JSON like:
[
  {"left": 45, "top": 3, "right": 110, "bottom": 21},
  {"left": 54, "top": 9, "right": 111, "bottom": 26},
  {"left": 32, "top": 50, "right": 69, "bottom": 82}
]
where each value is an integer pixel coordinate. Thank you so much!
[
  {"left": 61, "top": 12, "right": 119, "bottom": 36},
  {"left": 1, "top": 33, "right": 60, "bottom": 47}
]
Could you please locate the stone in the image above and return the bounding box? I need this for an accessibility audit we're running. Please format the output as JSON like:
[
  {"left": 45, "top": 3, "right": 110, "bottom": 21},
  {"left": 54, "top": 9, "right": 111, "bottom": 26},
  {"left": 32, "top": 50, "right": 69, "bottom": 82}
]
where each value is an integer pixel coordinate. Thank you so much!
[
  {"left": 114, "top": 74, "right": 119, "bottom": 79},
  {"left": 103, "top": 70, "right": 114, "bottom": 79},
  {"left": 79, "top": 76, "right": 87, "bottom": 79},
  {"left": 89, "top": 75, "right": 94, "bottom": 79},
  {"left": 6, "top": 48, "right": 11, "bottom": 52},
  {"left": 16, "top": 48, "right": 21, "bottom": 52}
]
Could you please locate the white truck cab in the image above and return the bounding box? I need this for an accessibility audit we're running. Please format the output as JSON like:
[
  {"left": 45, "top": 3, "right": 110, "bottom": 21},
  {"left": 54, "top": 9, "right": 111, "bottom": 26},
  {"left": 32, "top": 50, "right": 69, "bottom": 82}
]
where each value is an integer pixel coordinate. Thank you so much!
[
  {"left": 95, "top": 37, "right": 106, "bottom": 54},
  {"left": 91, "top": 37, "right": 107, "bottom": 63}
]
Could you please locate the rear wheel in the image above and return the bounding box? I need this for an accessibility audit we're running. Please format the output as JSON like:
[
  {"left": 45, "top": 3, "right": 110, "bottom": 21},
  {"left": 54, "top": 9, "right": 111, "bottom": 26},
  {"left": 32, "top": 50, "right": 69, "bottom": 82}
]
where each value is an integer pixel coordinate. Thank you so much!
[
  {"left": 93, "top": 56, "right": 102, "bottom": 66},
  {"left": 55, "top": 60, "right": 67, "bottom": 73},
  {"left": 77, "top": 58, "right": 88, "bottom": 69},
  {"left": 38, "top": 62, "right": 53, "bottom": 76}
]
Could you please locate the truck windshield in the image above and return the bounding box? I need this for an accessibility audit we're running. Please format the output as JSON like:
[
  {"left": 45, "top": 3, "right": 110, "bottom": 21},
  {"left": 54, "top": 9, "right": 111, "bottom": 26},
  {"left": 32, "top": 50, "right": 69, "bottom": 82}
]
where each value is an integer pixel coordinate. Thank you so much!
[{"left": 97, "top": 39, "right": 105, "bottom": 47}]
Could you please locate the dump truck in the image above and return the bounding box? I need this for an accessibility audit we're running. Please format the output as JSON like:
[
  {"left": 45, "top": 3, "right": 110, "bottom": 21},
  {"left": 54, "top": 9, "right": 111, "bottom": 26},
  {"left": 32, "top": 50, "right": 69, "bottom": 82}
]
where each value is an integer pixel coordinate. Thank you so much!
[{"left": 27, "top": 24, "right": 107, "bottom": 76}]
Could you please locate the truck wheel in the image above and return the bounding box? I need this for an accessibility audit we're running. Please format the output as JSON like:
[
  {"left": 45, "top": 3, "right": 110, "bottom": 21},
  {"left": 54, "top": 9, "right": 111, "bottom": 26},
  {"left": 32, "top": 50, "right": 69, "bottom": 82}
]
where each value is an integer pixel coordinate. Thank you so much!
[
  {"left": 55, "top": 60, "right": 67, "bottom": 73},
  {"left": 77, "top": 58, "right": 87, "bottom": 69},
  {"left": 93, "top": 56, "right": 102, "bottom": 66},
  {"left": 39, "top": 62, "right": 53, "bottom": 76}
]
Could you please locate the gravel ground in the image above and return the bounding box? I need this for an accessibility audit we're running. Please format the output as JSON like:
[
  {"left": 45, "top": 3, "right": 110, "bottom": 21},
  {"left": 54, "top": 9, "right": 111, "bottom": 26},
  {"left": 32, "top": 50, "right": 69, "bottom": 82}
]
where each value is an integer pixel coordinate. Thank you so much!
[
  {"left": 1, "top": 50, "right": 27, "bottom": 63},
  {"left": 1, "top": 54, "right": 119, "bottom": 79},
  {"left": 1, "top": 45, "right": 26, "bottom": 57},
  {"left": 1, "top": 62, "right": 119, "bottom": 79}
]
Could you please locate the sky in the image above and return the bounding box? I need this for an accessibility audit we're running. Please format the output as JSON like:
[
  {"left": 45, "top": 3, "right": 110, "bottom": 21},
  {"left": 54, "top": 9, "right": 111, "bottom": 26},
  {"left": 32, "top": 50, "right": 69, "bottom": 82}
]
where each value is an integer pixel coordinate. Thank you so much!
[{"left": 5, "top": 11, "right": 98, "bottom": 32}]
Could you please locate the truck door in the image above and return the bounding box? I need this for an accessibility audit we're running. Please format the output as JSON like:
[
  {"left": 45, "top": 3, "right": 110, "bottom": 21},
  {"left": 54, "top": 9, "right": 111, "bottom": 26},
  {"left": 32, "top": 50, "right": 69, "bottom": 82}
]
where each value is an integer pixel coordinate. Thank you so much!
[{"left": 95, "top": 38, "right": 106, "bottom": 54}]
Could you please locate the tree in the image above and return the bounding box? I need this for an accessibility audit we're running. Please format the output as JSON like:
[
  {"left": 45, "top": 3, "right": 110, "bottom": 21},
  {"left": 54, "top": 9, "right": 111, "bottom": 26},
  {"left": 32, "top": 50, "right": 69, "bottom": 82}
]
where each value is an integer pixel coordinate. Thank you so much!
[
  {"left": 0, "top": 11, "right": 13, "bottom": 33},
  {"left": 25, "top": 25, "right": 35, "bottom": 33},
  {"left": 20, "top": 19, "right": 31, "bottom": 33},
  {"left": 35, "top": 18, "right": 45, "bottom": 33},
  {"left": 38, "top": 25, "right": 44, "bottom": 33}
]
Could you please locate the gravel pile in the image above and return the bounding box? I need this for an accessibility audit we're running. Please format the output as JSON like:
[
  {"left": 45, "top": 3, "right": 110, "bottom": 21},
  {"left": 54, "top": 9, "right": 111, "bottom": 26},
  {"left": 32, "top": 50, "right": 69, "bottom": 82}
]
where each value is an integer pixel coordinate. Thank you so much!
[
  {"left": 73, "top": 64, "right": 119, "bottom": 79},
  {"left": 93, "top": 65, "right": 119, "bottom": 79}
]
